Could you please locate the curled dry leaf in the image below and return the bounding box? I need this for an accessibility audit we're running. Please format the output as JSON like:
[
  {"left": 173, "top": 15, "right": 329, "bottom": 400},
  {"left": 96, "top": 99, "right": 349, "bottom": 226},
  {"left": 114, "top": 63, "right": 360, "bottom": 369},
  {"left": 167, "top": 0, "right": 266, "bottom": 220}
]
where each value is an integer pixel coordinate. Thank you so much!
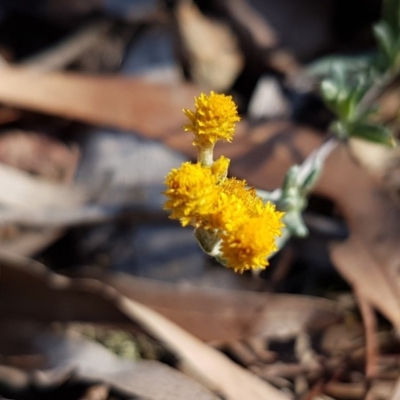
[
  {"left": 316, "top": 144, "right": 400, "bottom": 331},
  {"left": 34, "top": 329, "right": 219, "bottom": 400},
  {"left": 175, "top": 0, "right": 244, "bottom": 91},
  {"left": 70, "top": 268, "right": 340, "bottom": 342}
]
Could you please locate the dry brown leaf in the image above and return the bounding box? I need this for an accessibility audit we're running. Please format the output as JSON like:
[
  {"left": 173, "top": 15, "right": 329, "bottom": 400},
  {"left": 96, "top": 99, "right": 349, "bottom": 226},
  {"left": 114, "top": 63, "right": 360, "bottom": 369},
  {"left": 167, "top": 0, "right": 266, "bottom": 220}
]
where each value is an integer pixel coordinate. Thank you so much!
[
  {"left": 0, "top": 66, "right": 199, "bottom": 136},
  {"left": 0, "top": 253, "right": 340, "bottom": 342},
  {"left": 0, "top": 166, "right": 88, "bottom": 264},
  {"left": 204, "top": 0, "right": 301, "bottom": 77},
  {"left": 0, "top": 162, "right": 86, "bottom": 209},
  {"left": 0, "top": 66, "right": 324, "bottom": 193},
  {"left": 175, "top": 0, "right": 243, "bottom": 91},
  {"left": 118, "top": 296, "right": 292, "bottom": 400},
  {"left": 70, "top": 268, "right": 340, "bottom": 342},
  {"left": 0, "top": 131, "right": 79, "bottom": 256},
  {"left": 0, "top": 131, "right": 79, "bottom": 183},
  {"left": 0, "top": 254, "right": 131, "bottom": 324},
  {"left": 0, "top": 325, "right": 219, "bottom": 400},
  {"left": 367, "top": 380, "right": 398, "bottom": 400},
  {"left": 35, "top": 330, "right": 220, "bottom": 400},
  {"left": 330, "top": 237, "right": 400, "bottom": 330},
  {"left": 216, "top": 0, "right": 278, "bottom": 49},
  {"left": 315, "top": 145, "right": 400, "bottom": 330},
  {"left": 0, "top": 132, "right": 81, "bottom": 227},
  {"left": 0, "top": 254, "right": 292, "bottom": 400}
]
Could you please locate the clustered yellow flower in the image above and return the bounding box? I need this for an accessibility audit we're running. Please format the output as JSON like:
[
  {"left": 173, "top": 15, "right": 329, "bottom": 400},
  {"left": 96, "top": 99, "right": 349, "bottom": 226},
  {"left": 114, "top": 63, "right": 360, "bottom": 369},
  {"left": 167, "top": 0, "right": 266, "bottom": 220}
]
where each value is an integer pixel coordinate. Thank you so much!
[
  {"left": 183, "top": 91, "right": 240, "bottom": 148},
  {"left": 164, "top": 91, "right": 284, "bottom": 273}
]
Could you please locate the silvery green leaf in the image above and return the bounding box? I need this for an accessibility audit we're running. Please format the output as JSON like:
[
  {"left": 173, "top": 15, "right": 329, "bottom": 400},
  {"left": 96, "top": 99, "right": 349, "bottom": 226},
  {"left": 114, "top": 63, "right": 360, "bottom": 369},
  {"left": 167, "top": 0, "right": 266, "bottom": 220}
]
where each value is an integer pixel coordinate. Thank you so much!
[
  {"left": 321, "top": 79, "right": 340, "bottom": 103},
  {"left": 374, "top": 21, "right": 395, "bottom": 59},
  {"left": 283, "top": 211, "right": 309, "bottom": 237},
  {"left": 348, "top": 122, "right": 395, "bottom": 146}
]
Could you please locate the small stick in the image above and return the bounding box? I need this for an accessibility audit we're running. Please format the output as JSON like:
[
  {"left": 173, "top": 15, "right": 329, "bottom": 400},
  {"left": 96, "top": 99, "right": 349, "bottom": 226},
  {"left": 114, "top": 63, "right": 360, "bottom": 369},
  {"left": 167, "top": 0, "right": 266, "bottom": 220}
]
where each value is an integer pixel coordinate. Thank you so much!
[
  {"left": 356, "top": 290, "right": 378, "bottom": 381},
  {"left": 20, "top": 20, "right": 112, "bottom": 72}
]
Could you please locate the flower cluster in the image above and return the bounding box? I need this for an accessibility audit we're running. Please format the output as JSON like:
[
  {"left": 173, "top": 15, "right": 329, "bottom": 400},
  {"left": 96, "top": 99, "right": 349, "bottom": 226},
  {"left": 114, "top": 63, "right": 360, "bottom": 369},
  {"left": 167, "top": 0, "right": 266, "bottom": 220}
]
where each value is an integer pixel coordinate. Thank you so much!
[
  {"left": 183, "top": 91, "right": 240, "bottom": 148},
  {"left": 164, "top": 92, "right": 284, "bottom": 273}
]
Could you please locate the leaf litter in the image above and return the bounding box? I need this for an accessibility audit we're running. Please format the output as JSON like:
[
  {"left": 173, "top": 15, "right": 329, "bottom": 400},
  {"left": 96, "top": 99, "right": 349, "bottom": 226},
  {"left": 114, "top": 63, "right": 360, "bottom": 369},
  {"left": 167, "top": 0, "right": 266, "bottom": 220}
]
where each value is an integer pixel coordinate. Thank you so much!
[{"left": 0, "top": 1, "right": 399, "bottom": 400}]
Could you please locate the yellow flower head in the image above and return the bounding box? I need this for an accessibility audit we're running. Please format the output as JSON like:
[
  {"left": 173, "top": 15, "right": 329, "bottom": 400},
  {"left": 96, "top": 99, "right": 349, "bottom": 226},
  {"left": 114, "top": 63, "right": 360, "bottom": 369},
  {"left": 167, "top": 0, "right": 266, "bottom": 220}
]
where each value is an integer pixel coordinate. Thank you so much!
[
  {"left": 259, "top": 202, "right": 286, "bottom": 236},
  {"left": 183, "top": 91, "right": 240, "bottom": 148},
  {"left": 206, "top": 178, "right": 262, "bottom": 230},
  {"left": 206, "top": 175, "right": 284, "bottom": 237},
  {"left": 204, "top": 182, "right": 249, "bottom": 232},
  {"left": 164, "top": 162, "right": 218, "bottom": 227},
  {"left": 220, "top": 178, "right": 263, "bottom": 216},
  {"left": 220, "top": 211, "right": 284, "bottom": 273}
]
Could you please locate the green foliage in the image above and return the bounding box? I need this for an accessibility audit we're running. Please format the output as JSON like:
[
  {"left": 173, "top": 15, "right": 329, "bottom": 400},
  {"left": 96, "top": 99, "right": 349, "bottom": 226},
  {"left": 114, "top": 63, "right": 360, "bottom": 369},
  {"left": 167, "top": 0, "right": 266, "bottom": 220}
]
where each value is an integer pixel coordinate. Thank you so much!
[
  {"left": 320, "top": 0, "right": 400, "bottom": 146},
  {"left": 274, "top": 158, "right": 324, "bottom": 238},
  {"left": 345, "top": 122, "right": 394, "bottom": 146},
  {"left": 382, "top": 0, "right": 400, "bottom": 34},
  {"left": 321, "top": 72, "right": 371, "bottom": 122},
  {"left": 374, "top": 21, "right": 400, "bottom": 72}
]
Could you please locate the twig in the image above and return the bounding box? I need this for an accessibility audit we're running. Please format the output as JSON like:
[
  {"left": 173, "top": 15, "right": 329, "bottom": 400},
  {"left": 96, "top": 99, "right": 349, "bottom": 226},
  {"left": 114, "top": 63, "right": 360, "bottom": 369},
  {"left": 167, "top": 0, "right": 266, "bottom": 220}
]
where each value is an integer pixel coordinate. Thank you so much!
[
  {"left": 20, "top": 20, "right": 113, "bottom": 71},
  {"left": 356, "top": 290, "right": 378, "bottom": 381},
  {"left": 324, "top": 381, "right": 366, "bottom": 399}
]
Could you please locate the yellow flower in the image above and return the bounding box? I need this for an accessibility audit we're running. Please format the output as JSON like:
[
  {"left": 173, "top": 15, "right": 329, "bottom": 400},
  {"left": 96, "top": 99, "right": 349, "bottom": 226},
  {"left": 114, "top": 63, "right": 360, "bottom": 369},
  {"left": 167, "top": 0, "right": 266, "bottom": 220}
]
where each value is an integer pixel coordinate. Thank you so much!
[
  {"left": 220, "top": 178, "right": 263, "bottom": 216},
  {"left": 164, "top": 162, "right": 218, "bottom": 226},
  {"left": 183, "top": 92, "right": 240, "bottom": 148},
  {"left": 259, "top": 202, "right": 286, "bottom": 236},
  {"left": 220, "top": 210, "right": 284, "bottom": 273},
  {"left": 207, "top": 179, "right": 260, "bottom": 229},
  {"left": 164, "top": 91, "right": 285, "bottom": 274},
  {"left": 205, "top": 191, "right": 245, "bottom": 232}
]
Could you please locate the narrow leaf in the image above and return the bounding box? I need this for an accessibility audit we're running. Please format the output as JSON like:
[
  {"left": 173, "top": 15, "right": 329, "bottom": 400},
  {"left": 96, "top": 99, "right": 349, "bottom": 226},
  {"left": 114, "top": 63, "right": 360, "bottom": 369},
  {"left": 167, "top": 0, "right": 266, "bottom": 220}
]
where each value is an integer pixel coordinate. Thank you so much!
[
  {"left": 373, "top": 21, "right": 395, "bottom": 65},
  {"left": 348, "top": 122, "right": 394, "bottom": 146}
]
